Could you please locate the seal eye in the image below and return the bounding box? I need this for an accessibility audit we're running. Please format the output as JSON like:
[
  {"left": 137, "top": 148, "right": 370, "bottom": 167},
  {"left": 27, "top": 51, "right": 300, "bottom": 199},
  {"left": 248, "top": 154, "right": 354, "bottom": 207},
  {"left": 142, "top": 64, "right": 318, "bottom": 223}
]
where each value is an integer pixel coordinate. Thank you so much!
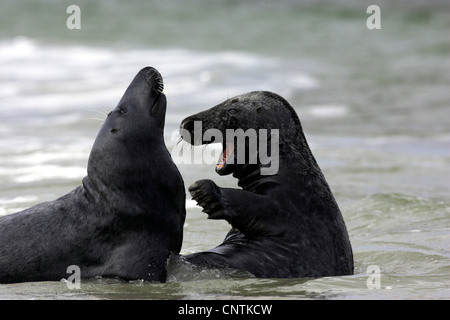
[
  {"left": 228, "top": 108, "right": 239, "bottom": 115},
  {"left": 118, "top": 107, "right": 127, "bottom": 115}
]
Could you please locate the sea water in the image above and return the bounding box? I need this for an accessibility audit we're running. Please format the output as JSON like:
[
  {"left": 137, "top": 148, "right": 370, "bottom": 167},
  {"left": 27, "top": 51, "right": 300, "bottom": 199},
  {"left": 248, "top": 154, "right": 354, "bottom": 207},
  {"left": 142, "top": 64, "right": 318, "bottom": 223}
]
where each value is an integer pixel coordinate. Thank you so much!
[{"left": 0, "top": 0, "right": 449, "bottom": 299}]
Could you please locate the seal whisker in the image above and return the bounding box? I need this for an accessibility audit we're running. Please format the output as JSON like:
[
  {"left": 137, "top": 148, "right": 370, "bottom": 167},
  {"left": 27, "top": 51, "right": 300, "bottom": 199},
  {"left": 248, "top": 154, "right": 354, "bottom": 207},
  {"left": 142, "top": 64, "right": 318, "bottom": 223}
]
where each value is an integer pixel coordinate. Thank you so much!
[
  {"left": 84, "top": 108, "right": 110, "bottom": 123},
  {"left": 165, "top": 95, "right": 178, "bottom": 108},
  {"left": 178, "top": 139, "right": 194, "bottom": 151},
  {"left": 88, "top": 108, "right": 109, "bottom": 117},
  {"left": 84, "top": 117, "right": 105, "bottom": 123},
  {"left": 173, "top": 133, "right": 183, "bottom": 146},
  {"left": 97, "top": 110, "right": 110, "bottom": 116}
]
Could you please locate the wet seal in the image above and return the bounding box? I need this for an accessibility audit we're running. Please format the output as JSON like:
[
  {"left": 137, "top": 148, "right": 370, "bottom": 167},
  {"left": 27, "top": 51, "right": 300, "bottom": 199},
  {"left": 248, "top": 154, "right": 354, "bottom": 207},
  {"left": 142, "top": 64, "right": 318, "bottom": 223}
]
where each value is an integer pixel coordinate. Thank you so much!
[
  {"left": 180, "top": 91, "right": 353, "bottom": 278},
  {"left": 0, "top": 67, "right": 186, "bottom": 284}
]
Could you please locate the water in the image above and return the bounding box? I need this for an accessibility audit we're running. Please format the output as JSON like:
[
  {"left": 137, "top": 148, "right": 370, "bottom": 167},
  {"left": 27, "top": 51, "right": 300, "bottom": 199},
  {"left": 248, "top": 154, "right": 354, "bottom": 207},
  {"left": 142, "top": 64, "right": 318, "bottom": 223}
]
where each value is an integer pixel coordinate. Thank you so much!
[{"left": 0, "top": 0, "right": 449, "bottom": 299}]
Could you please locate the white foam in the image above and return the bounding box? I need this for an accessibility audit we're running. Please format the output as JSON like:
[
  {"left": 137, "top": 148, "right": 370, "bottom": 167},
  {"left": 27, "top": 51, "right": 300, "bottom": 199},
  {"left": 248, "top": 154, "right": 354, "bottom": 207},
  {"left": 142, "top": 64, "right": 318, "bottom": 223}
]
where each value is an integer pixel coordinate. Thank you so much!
[
  {"left": 0, "top": 195, "right": 38, "bottom": 205},
  {"left": 0, "top": 37, "right": 319, "bottom": 113},
  {"left": 0, "top": 165, "right": 86, "bottom": 183},
  {"left": 307, "top": 104, "right": 349, "bottom": 118},
  {"left": 186, "top": 199, "right": 198, "bottom": 209}
]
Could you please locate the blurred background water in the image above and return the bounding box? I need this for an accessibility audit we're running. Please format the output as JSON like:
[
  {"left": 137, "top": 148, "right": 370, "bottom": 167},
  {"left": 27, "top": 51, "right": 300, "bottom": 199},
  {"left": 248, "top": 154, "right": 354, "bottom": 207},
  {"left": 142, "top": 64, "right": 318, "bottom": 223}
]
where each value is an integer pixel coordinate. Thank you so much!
[{"left": 0, "top": 0, "right": 449, "bottom": 299}]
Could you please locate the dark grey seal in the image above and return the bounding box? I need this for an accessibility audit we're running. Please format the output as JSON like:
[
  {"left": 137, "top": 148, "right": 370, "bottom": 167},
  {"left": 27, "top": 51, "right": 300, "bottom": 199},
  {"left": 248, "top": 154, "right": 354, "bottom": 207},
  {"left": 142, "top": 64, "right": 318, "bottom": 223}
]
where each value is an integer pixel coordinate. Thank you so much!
[
  {"left": 179, "top": 91, "right": 353, "bottom": 278},
  {"left": 0, "top": 67, "right": 186, "bottom": 284}
]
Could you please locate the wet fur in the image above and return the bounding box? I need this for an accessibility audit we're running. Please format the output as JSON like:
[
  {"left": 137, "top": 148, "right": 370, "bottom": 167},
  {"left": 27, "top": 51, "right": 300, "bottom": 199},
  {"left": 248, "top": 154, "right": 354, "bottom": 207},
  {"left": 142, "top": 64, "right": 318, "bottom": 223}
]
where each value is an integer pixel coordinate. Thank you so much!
[
  {"left": 0, "top": 67, "right": 185, "bottom": 284},
  {"left": 180, "top": 91, "right": 353, "bottom": 278}
]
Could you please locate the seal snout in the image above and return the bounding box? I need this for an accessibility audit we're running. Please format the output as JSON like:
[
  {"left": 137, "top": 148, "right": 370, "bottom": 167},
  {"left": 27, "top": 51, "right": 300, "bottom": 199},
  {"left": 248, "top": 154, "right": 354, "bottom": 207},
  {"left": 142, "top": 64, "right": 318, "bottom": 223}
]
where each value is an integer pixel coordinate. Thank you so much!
[
  {"left": 180, "top": 117, "right": 210, "bottom": 146},
  {"left": 139, "top": 66, "right": 164, "bottom": 94},
  {"left": 133, "top": 67, "right": 165, "bottom": 116},
  {"left": 179, "top": 118, "right": 195, "bottom": 144}
]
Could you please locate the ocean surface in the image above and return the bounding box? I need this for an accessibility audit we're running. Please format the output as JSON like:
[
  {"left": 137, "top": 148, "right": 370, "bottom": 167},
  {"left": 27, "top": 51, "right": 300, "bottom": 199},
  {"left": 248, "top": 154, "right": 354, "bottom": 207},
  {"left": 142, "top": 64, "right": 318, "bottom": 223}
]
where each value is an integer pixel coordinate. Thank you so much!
[{"left": 0, "top": 0, "right": 449, "bottom": 299}]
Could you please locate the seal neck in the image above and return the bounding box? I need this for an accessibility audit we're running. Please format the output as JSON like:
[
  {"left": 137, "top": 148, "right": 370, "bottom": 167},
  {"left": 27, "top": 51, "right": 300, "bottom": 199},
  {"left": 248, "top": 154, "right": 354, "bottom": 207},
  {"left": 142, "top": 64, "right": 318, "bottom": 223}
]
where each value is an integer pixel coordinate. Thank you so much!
[
  {"left": 232, "top": 164, "right": 280, "bottom": 191},
  {"left": 83, "top": 143, "right": 170, "bottom": 211}
]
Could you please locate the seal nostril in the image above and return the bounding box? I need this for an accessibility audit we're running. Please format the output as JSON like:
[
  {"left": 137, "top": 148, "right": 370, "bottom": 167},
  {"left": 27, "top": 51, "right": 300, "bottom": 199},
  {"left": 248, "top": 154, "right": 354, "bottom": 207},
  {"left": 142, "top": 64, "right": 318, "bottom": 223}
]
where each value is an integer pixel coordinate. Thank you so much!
[{"left": 139, "top": 66, "right": 164, "bottom": 93}]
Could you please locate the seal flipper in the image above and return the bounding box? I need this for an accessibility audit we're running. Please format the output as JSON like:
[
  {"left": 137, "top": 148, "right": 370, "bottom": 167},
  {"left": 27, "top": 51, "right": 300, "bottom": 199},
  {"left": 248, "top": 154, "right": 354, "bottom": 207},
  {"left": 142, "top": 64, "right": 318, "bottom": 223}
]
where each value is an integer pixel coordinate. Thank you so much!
[{"left": 189, "top": 179, "right": 279, "bottom": 237}]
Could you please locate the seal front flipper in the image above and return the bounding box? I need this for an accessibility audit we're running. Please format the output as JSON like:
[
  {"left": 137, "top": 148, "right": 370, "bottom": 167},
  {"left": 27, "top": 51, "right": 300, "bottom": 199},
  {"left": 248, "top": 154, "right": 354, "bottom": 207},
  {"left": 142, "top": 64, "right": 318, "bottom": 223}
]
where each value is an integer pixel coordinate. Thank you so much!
[
  {"left": 215, "top": 187, "right": 281, "bottom": 236},
  {"left": 189, "top": 179, "right": 278, "bottom": 236},
  {"left": 188, "top": 179, "right": 224, "bottom": 215}
]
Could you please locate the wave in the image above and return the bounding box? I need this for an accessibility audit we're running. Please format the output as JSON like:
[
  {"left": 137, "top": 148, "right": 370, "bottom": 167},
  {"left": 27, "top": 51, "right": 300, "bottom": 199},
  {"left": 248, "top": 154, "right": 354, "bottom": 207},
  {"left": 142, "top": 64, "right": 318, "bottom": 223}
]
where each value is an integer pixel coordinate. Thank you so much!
[
  {"left": 0, "top": 37, "right": 318, "bottom": 117},
  {"left": 345, "top": 193, "right": 450, "bottom": 277}
]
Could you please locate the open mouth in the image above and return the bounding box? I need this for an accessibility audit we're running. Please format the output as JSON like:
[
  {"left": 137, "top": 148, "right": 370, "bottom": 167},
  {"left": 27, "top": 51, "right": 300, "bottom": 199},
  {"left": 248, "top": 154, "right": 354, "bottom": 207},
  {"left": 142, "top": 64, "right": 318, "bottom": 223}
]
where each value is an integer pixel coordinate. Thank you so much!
[{"left": 216, "top": 142, "right": 235, "bottom": 174}]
